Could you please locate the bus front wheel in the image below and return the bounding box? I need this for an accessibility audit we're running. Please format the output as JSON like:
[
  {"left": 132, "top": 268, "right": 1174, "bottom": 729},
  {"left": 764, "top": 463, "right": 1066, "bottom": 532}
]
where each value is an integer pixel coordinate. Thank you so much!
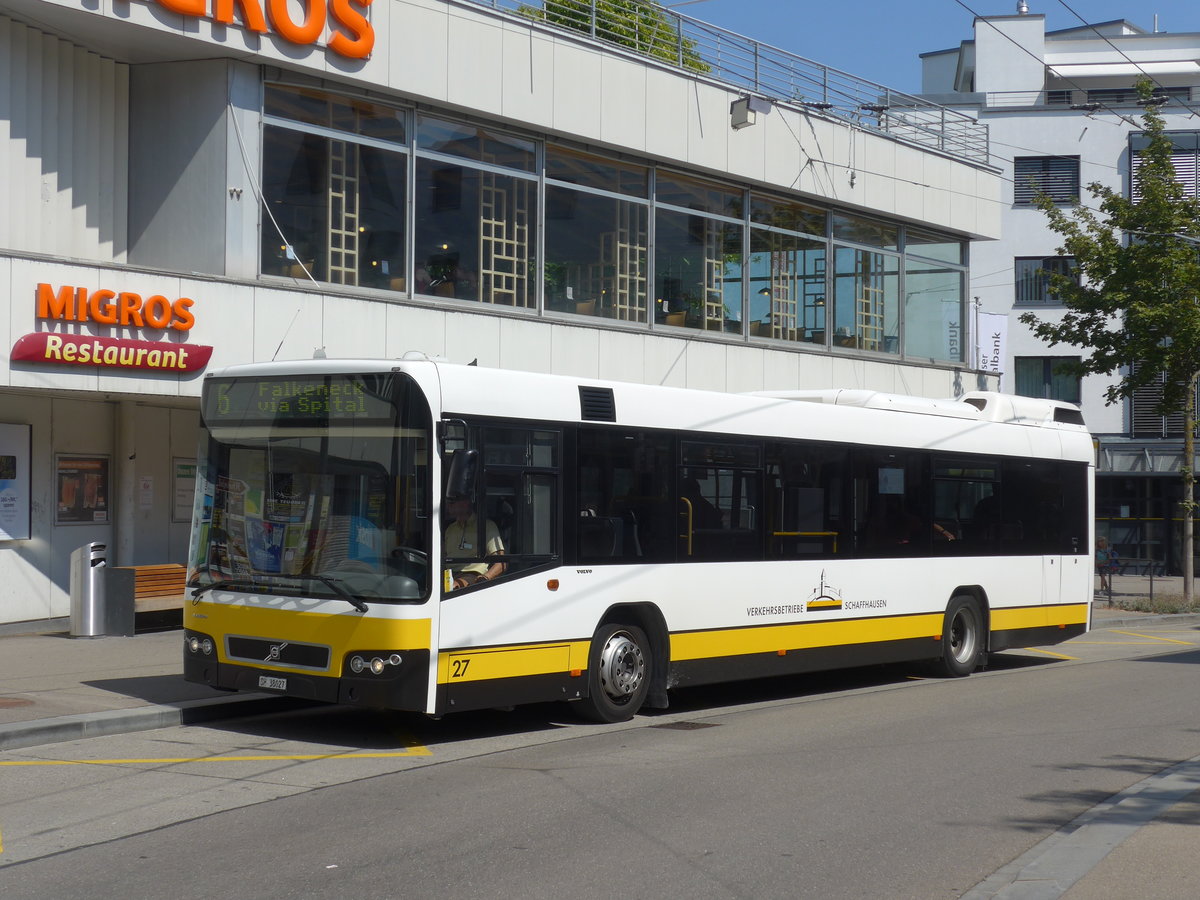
[
  {"left": 576, "top": 623, "right": 651, "bottom": 723},
  {"left": 938, "top": 595, "right": 984, "bottom": 677}
]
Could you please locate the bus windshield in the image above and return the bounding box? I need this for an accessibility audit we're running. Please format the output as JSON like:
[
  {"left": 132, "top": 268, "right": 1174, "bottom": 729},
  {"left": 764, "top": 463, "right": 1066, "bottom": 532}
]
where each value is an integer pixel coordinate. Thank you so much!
[{"left": 188, "top": 371, "right": 433, "bottom": 604}]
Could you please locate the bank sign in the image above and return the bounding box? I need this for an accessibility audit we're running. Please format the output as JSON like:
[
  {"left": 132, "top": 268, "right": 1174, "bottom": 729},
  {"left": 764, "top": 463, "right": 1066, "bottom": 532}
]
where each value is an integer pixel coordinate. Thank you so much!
[{"left": 10, "top": 283, "right": 214, "bottom": 374}]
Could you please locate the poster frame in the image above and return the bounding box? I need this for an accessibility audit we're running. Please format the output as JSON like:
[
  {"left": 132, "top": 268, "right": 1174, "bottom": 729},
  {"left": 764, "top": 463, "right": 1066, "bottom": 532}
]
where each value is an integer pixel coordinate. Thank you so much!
[
  {"left": 0, "top": 424, "right": 32, "bottom": 541},
  {"left": 55, "top": 454, "right": 112, "bottom": 526}
]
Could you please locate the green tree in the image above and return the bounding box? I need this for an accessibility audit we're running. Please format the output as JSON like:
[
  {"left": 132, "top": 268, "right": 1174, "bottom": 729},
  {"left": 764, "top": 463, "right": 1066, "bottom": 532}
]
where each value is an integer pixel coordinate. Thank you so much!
[
  {"left": 518, "top": 0, "right": 710, "bottom": 73},
  {"left": 1020, "top": 79, "right": 1200, "bottom": 600}
]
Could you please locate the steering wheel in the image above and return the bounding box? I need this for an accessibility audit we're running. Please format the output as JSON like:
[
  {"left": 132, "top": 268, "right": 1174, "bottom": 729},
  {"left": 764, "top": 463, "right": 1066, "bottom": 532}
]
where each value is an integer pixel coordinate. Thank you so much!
[{"left": 390, "top": 546, "right": 428, "bottom": 566}]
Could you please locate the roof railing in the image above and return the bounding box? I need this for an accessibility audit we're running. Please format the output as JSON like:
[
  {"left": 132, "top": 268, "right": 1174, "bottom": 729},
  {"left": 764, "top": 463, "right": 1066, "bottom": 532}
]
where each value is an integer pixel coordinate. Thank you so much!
[{"left": 462, "top": 0, "right": 990, "bottom": 164}]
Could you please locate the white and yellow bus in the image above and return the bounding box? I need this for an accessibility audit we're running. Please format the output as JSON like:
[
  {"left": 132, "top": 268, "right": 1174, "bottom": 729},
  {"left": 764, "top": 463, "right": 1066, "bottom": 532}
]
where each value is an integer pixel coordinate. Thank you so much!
[{"left": 184, "top": 354, "right": 1093, "bottom": 722}]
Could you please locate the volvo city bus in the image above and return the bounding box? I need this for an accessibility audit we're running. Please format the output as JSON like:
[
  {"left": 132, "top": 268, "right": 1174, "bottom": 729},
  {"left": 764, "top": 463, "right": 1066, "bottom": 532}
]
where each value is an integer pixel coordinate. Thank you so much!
[{"left": 183, "top": 354, "right": 1093, "bottom": 722}]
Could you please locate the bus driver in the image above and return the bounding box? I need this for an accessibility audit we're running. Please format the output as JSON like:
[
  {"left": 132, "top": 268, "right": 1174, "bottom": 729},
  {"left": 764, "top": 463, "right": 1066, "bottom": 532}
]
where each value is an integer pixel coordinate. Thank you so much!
[{"left": 444, "top": 494, "right": 506, "bottom": 589}]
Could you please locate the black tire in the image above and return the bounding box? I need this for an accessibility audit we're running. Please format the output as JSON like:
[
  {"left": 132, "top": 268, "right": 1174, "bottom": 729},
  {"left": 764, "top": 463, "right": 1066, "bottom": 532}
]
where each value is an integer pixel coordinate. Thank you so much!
[
  {"left": 938, "top": 595, "right": 984, "bottom": 677},
  {"left": 575, "top": 623, "right": 652, "bottom": 723}
]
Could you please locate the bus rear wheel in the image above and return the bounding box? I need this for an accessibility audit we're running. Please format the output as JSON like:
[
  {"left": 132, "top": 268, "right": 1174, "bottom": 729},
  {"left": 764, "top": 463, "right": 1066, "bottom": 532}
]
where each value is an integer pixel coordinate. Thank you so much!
[
  {"left": 576, "top": 623, "right": 651, "bottom": 723},
  {"left": 938, "top": 595, "right": 984, "bottom": 677}
]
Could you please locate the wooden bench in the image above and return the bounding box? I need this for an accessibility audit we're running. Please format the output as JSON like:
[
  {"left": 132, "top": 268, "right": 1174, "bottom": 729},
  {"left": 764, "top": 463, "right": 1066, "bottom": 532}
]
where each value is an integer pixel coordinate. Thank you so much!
[{"left": 128, "top": 564, "right": 187, "bottom": 612}]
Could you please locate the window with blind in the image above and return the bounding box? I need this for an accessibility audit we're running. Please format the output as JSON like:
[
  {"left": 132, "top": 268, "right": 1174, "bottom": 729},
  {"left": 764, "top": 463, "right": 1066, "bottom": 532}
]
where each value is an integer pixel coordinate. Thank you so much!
[
  {"left": 1129, "top": 131, "right": 1200, "bottom": 202},
  {"left": 1130, "top": 363, "right": 1191, "bottom": 438},
  {"left": 1013, "top": 156, "right": 1080, "bottom": 205},
  {"left": 1014, "top": 256, "right": 1077, "bottom": 305},
  {"left": 1014, "top": 356, "right": 1081, "bottom": 404}
]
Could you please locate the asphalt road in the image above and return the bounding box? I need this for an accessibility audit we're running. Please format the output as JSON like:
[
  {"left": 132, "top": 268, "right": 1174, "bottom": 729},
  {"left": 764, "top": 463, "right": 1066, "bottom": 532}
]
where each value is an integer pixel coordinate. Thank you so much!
[{"left": 3, "top": 622, "right": 1200, "bottom": 899}]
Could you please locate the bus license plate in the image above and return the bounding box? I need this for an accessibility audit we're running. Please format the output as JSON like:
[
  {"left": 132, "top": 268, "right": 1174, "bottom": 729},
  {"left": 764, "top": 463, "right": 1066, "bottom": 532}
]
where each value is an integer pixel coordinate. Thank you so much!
[{"left": 258, "top": 675, "right": 287, "bottom": 691}]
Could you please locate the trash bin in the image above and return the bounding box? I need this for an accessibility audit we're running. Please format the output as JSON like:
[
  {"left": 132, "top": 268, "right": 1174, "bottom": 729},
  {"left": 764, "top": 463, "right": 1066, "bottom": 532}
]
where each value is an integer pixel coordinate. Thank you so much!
[{"left": 69, "top": 542, "right": 109, "bottom": 638}]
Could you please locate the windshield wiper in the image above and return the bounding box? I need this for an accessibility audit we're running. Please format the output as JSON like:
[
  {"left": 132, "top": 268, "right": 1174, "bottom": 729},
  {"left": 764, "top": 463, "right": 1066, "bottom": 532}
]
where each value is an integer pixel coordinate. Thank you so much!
[
  {"left": 189, "top": 578, "right": 264, "bottom": 600},
  {"left": 190, "top": 575, "right": 368, "bottom": 613},
  {"left": 303, "top": 575, "right": 369, "bottom": 613}
]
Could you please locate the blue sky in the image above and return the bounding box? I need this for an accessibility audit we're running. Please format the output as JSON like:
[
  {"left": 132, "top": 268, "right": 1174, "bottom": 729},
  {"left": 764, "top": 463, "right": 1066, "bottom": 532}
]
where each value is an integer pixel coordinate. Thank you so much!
[{"left": 669, "top": 1, "right": 1200, "bottom": 94}]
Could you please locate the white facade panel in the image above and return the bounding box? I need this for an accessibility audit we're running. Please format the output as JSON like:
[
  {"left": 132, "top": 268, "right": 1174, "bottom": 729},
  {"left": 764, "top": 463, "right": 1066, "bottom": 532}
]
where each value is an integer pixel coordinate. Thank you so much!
[
  {"left": 599, "top": 54, "right": 649, "bottom": 151},
  {"left": 684, "top": 80, "right": 730, "bottom": 175},
  {"left": 389, "top": 0, "right": 451, "bottom": 102},
  {"left": 498, "top": 315, "right": 553, "bottom": 374},
  {"left": 551, "top": 40, "right": 603, "bottom": 138},
  {"left": 643, "top": 65, "right": 690, "bottom": 162},
  {"left": 498, "top": 22, "right": 555, "bottom": 129},
  {"left": 548, "top": 323, "right": 601, "bottom": 380},
  {"left": 447, "top": 10, "right": 505, "bottom": 113},
  {"left": 385, "top": 302, "right": 449, "bottom": 360}
]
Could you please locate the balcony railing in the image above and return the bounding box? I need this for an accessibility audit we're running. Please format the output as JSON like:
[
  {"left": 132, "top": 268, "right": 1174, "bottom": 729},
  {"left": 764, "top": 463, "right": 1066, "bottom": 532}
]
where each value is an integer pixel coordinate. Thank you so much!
[{"left": 461, "top": 0, "right": 990, "bottom": 165}]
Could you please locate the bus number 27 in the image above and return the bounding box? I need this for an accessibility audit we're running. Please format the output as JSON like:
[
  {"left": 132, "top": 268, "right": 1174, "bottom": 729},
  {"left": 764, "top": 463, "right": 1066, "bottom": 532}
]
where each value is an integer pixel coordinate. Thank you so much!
[{"left": 450, "top": 658, "right": 471, "bottom": 679}]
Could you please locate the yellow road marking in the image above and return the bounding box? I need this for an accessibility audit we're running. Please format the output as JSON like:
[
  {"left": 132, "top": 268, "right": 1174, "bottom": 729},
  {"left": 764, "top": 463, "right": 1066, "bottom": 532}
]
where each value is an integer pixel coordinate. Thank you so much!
[
  {"left": 1022, "top": 647, "right": 1078, "bottom": 660},
  {"left": 0, "top": 747, "right": 432, "bottom": 767},
  {"left": 1111, "top": 630, "right": 1194, "bottom": 645}
]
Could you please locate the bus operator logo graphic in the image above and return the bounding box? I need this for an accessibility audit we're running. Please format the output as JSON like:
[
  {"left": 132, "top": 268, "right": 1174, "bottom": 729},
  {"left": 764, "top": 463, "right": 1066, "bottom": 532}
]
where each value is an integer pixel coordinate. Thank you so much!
[{"left": 807, "top": 570, "right": 843, "bottom": 611}]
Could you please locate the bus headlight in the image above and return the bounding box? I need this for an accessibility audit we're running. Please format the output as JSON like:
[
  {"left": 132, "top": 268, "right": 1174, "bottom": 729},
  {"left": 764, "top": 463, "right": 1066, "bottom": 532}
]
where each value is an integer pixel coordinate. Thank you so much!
[
  {"left": 348, "top": 653, "right": 402, "bottom": 676},
  {"left": 186, "top": 632, "right": 215, "bottom": 656}
]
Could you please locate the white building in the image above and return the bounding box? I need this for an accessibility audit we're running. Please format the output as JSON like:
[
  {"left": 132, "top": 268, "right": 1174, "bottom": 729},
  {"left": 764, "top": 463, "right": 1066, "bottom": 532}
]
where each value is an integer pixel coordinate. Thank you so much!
[
  {"left": 921, "top": 8, "right": 1200, "bottom": 572},
  {"left": 0, "top": 0, "right": 1000, "bottom": 628}
]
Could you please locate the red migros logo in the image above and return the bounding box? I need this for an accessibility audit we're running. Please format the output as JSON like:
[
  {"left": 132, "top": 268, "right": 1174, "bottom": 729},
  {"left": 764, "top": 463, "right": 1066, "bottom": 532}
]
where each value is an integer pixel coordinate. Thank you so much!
[{"left": 10, "top": 283, "right": 213, "bottom": 374}]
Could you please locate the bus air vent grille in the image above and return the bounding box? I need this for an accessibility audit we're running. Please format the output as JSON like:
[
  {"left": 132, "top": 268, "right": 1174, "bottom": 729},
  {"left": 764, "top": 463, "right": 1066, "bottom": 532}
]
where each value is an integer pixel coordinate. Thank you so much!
[{"left": 579, "top": 386, "right": 616, "bottom": 422}]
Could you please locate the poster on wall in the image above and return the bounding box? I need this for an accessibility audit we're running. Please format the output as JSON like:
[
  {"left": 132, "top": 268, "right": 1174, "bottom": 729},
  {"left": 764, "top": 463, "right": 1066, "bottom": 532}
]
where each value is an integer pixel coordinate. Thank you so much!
[
  {"left": 0, "top": 424, "right": 32, "bottom": 540},
  {"left": 56, "top": 455, "right": 111, "bottom": 525},
  {"left": 173, "top": 459, "right": 196, "bottom": 523}
]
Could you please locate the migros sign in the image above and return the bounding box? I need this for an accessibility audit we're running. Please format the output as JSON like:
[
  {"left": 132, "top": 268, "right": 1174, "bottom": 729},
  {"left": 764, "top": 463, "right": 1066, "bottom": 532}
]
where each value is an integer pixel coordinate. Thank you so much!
[
  {"left": 151, "top": 0, "right": 375, "bottom": 60},
  {"left": 10, "top": 283, "right": 214, "bottom": 374}
]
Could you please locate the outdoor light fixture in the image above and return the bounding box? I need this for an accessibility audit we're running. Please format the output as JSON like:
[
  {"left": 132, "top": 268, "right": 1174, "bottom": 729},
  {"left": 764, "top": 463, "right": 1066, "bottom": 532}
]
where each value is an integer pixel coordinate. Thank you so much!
[{"left": 731, "top": 95, "right": 773, "bottom": 129}]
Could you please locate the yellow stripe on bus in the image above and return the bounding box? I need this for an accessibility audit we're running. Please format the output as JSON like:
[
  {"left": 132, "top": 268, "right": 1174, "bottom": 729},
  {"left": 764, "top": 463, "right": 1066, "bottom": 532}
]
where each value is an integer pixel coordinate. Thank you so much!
[
  {"left": 991, "top": 603, "right": 1089, "bottom": 632},
  {"left": 431, "top": 603, "right": 1094, "bottom": 686},
  {"left": 439, "top": 641, "right": 591, "bottom": 684},
  {"left": 671, "top": 613, "right": 945, "bottom": 661},
  {"left": 188, "top": 601, "right": 433, "bottom": 654}
]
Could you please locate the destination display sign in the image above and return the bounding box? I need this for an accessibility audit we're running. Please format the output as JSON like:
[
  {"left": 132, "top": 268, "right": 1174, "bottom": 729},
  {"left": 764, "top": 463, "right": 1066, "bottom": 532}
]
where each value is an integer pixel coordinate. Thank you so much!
[{"left": 203, "top": 374, "right": 399, "bottom": 425}]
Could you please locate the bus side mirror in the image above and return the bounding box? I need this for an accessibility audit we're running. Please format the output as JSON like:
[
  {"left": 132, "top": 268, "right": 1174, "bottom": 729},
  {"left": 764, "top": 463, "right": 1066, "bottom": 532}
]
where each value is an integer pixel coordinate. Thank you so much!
[{"left": 445, "top": 449, "right": 478, "bottom": 501}]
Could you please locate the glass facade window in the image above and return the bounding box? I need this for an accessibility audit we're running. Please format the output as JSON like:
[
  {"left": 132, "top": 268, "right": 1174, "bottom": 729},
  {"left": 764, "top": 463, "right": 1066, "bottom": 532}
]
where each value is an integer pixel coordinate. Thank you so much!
[
  {"left": 414, "top": 116, "right": 537, "bottom": 307},
  {"left": 656, "top": 171, "right": 743, "bottom": 218},
  {"left": 832, "top": 247, "right": 899, "bottom": 352},
  {"left": 832, "top": 213, "right": 898, "bottom": 251},
  {"left": 254, "top": 86, "right": 968, "bottom": 364},
  {"left": 261, "top": 86, "right": 408, "bottom": 291},
  {"left": 903, "top": 257, "right": 963, "bottom": 361},
  {"left": 546, "top": 145, "right": 648, "bottom": 197},
  {"left": 544, "top": 147, "right": 649, "bottom": 321},
  {"left": 905, "top": 227, "right": 964, "bottom": 265},
  {"left": 748, "top": 230, "right": 826, "bottom": 344},
  {"left": 750, "top": 194, "right": 826, "bottom": 236},
  {"left": 655, "top": 208, "right": 743, "bottom": 333},
  {"left": 416, "top": 116, "right": 535, "bottom": 171}
]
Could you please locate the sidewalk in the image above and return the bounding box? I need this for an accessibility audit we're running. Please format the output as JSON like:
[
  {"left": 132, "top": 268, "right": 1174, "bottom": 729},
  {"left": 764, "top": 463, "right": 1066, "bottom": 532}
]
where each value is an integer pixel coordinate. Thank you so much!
[
  {"left": 1, "top": 604, "right": 1198, "bottom": 898},
  {"left": 0, "top": 622, "right": 303, "bottom": 753}
]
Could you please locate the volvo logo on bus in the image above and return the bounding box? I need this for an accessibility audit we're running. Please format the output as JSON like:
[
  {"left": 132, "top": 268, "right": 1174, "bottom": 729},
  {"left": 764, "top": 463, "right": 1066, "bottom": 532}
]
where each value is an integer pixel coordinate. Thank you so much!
[{"left": 266, "top": 642, "right": 289, "bottom": 662}]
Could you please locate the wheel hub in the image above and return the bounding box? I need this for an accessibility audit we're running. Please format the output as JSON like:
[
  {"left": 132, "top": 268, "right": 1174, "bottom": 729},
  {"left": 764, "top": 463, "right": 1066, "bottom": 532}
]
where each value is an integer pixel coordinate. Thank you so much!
[{"left": 598, "top": 632, "right": 646, "bottom": 701}]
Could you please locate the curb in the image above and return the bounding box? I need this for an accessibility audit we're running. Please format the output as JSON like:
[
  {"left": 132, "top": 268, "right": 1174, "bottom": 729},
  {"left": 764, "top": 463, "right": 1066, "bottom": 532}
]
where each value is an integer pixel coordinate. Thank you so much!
[
  {"left": 0, "top": 694, "right": 314, "bottom": 753},
  {"left": 1091, "top": 611, "right": 1200, "bottom": 630}
]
